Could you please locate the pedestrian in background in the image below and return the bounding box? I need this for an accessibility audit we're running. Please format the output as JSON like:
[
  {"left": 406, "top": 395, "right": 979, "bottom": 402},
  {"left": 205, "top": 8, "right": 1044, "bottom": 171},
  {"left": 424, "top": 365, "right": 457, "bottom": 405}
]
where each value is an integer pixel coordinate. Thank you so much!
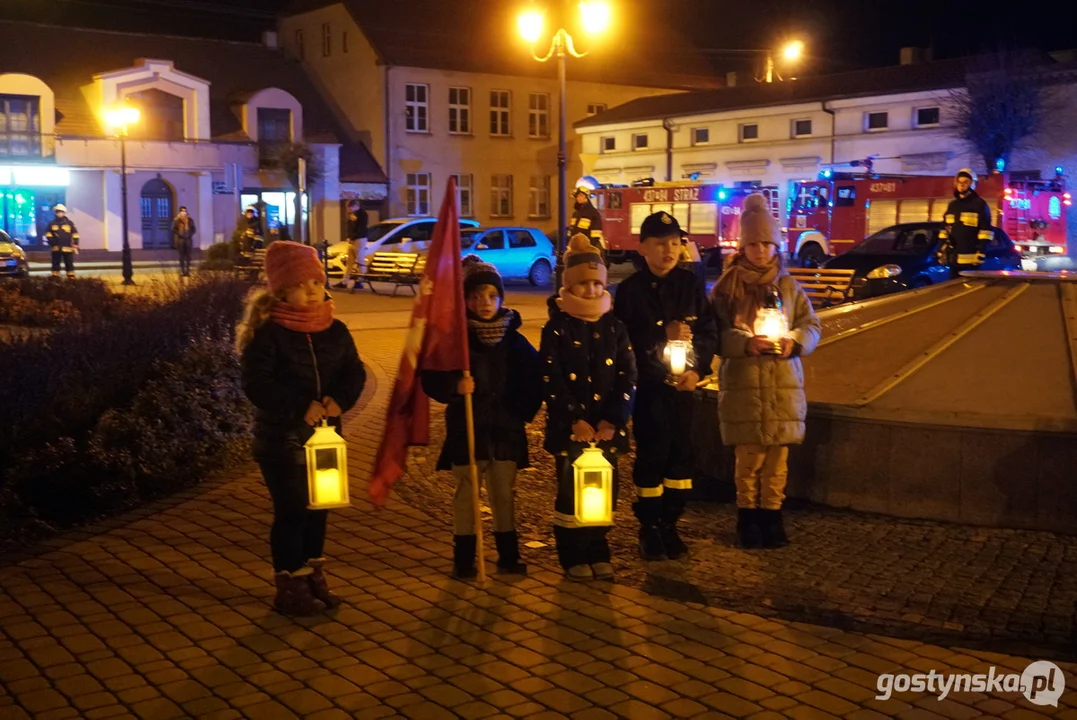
[
  {"left": 46, "top": 203, "right": 79, "bottom": 279},
  {"left": 711, "top": 194, "right": 820, "bottom": 549},
  {"left": 336, "top": 203, "right": 368, "bottom": 290},
  {"left": 173, "top": 206, "right": 196, "bottom": 277},
  {"left": 541, "top": 234, "right": 637, "bottom": 581},
  {"left": 421, "top": 258, "right": 543, "bottom": 579},
  {"left": 237, "top": 241, "right": 367, "bottom": 616}
]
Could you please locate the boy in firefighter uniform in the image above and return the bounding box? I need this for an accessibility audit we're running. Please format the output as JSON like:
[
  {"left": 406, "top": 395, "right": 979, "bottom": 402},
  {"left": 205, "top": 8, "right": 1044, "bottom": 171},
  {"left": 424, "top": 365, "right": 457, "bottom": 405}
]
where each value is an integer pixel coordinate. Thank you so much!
[
  {"left": 613, "top": 211, "right": 718, "bottom": 561},
  {"left": 570, "top": 186, "right": 606, "bottom": 257},
  {"left": 938, "top": 169, "right": 993, "bottom": 279},
  {"left": 46, "top": 204, "right": 79, "bottom": 279}
]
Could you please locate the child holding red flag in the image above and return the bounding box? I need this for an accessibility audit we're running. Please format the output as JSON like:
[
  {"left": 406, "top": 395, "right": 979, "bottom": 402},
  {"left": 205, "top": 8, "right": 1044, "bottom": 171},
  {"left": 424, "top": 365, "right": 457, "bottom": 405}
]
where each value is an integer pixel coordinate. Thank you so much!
[
  {"left": 422, "top": 258, "right": 543, "bottom": 579},
  {"left": 237, "top": 241, "right": 366, "bottom": 616},
  {"left": 541, "top": 235, "right": 637, "bottom": 581}
]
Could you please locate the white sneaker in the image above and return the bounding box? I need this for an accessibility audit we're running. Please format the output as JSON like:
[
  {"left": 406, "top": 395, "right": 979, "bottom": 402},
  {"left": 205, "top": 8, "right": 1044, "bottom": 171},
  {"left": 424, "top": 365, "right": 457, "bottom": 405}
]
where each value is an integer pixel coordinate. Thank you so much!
[{"left": 566, "top": 565, "right": 593, "bottom": 581}]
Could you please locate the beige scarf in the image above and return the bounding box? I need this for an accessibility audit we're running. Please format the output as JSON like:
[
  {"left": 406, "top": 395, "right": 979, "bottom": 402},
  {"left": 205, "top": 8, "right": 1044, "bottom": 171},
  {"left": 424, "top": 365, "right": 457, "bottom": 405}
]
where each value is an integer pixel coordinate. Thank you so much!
[
  {"left": 557, "top": 288, "right": 611, "bottom": 322},
  {"left": 712, "top": 252, "right": 784, "bottom": 332}
]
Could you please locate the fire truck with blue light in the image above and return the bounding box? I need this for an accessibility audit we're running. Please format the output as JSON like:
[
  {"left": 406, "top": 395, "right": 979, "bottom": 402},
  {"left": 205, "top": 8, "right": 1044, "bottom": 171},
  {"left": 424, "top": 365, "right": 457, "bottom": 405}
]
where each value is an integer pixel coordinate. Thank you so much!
[
  {"left": 787, "top": 162, "right": 1070, "bottom": 266},
  {"left": 584, "top": 178, "right": 781, "bottom": 265}
]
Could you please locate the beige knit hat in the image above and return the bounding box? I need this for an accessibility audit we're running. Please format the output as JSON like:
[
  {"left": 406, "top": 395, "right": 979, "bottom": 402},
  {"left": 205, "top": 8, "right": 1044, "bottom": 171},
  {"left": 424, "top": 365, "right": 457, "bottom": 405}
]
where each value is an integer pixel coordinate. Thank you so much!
[
  {"left": 738, "top": 194, "right": 781, "bottom": 249},
  {"left": 562, "top": 233, "right": 607, "bottom": 288}
]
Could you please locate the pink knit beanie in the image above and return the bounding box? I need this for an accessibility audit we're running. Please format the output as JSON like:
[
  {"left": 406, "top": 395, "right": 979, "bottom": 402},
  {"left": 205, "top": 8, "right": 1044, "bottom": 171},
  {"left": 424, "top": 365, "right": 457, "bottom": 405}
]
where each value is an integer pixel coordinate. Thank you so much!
[{"left": 264, "top": 241, "right": 326, "bottom": 293}]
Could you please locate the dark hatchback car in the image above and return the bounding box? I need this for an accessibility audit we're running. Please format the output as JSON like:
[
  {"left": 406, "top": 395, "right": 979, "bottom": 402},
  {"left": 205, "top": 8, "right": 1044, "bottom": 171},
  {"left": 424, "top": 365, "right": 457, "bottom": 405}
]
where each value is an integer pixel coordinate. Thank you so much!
[{"left": 824, "top": 222, "right": 1021, "bottom": 300}]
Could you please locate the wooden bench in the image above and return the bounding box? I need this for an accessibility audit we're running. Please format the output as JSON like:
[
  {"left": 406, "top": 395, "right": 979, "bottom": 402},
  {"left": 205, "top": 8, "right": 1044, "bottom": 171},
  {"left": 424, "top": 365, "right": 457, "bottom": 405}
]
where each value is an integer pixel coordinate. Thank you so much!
[
  {"left": 358, "top": 251, "right": 427, "bottom": 296},
  {"left": 233, "top": 247, "right": 267, "bottom": 283},
  {"left": 788, "top": 267, "right": 856, "bottom": 308}
]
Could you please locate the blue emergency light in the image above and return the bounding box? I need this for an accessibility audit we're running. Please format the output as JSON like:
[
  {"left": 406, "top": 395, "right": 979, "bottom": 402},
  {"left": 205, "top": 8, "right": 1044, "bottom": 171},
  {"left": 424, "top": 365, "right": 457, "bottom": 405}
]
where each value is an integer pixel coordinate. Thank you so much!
[
  {"left": 718, "top": 188, "right": 727, "bottom": 200},
  {"left": 995, "top": 158, "right": 1006, "bottom": 173},
  {"left": 821, "top": 169, "right": 832, "bottom": 179}
]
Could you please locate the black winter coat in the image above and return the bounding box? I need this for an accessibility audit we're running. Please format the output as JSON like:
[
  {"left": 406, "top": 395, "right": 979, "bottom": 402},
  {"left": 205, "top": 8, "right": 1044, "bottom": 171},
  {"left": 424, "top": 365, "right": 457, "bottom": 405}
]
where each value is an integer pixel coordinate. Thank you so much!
[
  {"left": 570, "top": 201, "right": 604, "bottom": 243},
  {"left": 421, "top": 310, "right": 543, "bottom": 470},
  {"left": 613, "top": 266, "right": 719, "bottom": 389},
  {"left": 45, "top": 216, "right": 79, "bottom": 250},
  {"left": 240, "top": 318, "right": 366, "bottom": 458},
  {"left": 540, "top": 297, "right": 637, "bottom": 456},
  {"left": 941, "top": 190, "right": 993, "bottom": 256}
]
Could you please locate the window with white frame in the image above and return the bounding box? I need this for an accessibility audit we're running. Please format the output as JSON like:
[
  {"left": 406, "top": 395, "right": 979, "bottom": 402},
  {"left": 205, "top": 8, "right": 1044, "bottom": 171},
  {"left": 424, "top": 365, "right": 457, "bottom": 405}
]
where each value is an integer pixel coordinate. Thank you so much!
[
  {"left": 405, "top": 84, "right": 429, "bottom": 133},
  {"left": 601, "top": 136, "right": 616, "bottom": 153},
  {"left": 529, "top": 176, "right": 550, "bottom": 217},
  {"left": 792, "top": 118, "right": 813, "bottom": 137},
  {"left": 865, "top": 111, "right": 889, "bottom": 131},
  {"left": 405, "top": 172, "right": 430, "bottom": 215},
  {"left": 691, "top": 127, "right": 710, "bottom": 145},
  {"left": 449, "top": 87, "right": 471, "bottom": 134},
  {"left": 528, "top": 93, "right": 549, "bottom": 138},
  {"left": 295, "top": 29, "right": 304, "bottom": 60},
  {"left": 321, "top": 23, "right": 331, "bottom": 56},
  {"left": 915, "top": 107, "right": 940, "bottom": 127},
  {"left": 491, "top": 174, "right": 513, "bottom": 217},
  {"left": 451, "top": 173, "right": 473, "bottom": 216},
  {"left": 632, "top": 133, "right": 649, "bottom": 150},
  {"left": 490, "top": 91, "right": 511, "bottom": 136},
  {"left": 738, "top": 123, "right": 759, "bottom": 142},
  {"left": 586, "top": 103, "right": 607, "bottom": 116}
]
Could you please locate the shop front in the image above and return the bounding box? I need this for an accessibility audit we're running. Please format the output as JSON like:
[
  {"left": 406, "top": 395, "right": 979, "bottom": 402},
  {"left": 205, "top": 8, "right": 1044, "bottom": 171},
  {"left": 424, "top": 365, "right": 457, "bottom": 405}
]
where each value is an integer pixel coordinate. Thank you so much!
[
  {"left": 240, "top": 188, "right": 308, "bottom": 241},
  {"left": 0, "top": 165, "right": 69, "bottom": 246}
]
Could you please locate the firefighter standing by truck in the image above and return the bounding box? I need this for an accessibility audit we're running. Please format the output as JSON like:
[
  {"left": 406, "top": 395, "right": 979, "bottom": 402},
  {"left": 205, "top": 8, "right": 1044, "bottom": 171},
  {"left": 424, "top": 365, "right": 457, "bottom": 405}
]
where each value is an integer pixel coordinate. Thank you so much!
[
  {"left": 938, "top": 169, "right": 993, "bottom": 279},
  {"left": 46, "top": 204, "right": 79, "bottom": 279},
  {"left": 570, "top": 187, "right": 606, "bottom": 262}
]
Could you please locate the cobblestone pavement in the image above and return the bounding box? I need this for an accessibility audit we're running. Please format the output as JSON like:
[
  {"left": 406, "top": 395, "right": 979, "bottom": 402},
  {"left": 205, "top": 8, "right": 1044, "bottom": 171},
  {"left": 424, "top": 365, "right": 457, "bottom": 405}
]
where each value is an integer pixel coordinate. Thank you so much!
[{"left": 2, "top": 291, "right": 1076, "bottom": 720}]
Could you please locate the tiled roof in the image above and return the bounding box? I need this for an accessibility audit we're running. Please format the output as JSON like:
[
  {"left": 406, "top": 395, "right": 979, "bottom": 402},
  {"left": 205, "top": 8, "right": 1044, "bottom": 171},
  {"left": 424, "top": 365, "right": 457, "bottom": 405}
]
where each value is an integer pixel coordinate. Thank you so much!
[
  {"left": 0, "top": 20, "right": 386, "bottom": 183},
  {"left": 284, "top": 0, "right": 722, "bottom": 90}
]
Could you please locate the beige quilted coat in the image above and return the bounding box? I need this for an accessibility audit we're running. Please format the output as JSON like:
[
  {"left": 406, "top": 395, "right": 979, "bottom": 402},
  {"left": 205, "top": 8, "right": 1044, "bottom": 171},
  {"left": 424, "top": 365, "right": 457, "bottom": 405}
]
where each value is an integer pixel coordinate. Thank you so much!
[{"left": 713, "top": 273, "right": 821, "bottom": 446}]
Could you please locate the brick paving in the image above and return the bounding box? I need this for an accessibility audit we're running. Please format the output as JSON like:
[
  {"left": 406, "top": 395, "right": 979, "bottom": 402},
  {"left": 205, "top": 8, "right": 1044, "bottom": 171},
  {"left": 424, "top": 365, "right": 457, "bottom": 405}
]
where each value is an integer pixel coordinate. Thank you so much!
[{"left": 1, "top": 290, "right": 1076, "bottom": 719}]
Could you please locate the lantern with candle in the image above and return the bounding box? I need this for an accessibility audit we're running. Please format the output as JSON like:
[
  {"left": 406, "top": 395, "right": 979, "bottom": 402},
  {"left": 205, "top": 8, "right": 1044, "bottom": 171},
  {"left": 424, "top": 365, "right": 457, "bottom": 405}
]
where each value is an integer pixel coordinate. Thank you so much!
[
  {"left": 305, "top": 421, "right": 350, "bottom": 509},
  {"left": 753, "top": 286, "right": 788, "bottom": 354},
  {"left": 573, "top": 443, "right": 613, "bottom": 526}
]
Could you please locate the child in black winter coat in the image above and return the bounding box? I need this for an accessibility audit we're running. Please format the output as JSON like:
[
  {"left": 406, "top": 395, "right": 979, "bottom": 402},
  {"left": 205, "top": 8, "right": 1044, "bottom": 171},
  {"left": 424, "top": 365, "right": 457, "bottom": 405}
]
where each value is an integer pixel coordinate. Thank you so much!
[
  {"left": 421, "top": 259, "right": 543, "bottom": 579},
  {"left": 237, "top": 241, "right": 366, "bottom": 616},
  {"left": 541, "top": 235, "right": 637, "bottom": 581}
]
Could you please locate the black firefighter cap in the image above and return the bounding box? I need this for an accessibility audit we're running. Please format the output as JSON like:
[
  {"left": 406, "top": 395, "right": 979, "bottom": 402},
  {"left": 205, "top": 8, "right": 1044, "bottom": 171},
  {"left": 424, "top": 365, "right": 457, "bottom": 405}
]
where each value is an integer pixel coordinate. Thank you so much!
[{"left": 639, "top": 211, "right": 685, "bottom": 242}]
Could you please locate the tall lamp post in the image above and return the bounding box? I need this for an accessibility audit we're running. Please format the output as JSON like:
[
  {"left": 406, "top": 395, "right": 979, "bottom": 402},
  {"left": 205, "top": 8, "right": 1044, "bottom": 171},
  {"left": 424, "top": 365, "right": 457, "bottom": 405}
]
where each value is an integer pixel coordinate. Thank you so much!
[
  {"left": 105, "top": 105, "right": 140, "bottom": 286},
  {"left": 518, "top": 0, "right": 610, "bottom": 288}
]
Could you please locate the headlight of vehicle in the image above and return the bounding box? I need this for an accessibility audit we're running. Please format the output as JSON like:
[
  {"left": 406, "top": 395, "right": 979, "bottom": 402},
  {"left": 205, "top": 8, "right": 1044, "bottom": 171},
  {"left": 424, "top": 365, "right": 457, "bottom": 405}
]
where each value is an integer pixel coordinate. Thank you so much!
[{"left": 866, "top": 264, "right": 902, "bottom": 279}]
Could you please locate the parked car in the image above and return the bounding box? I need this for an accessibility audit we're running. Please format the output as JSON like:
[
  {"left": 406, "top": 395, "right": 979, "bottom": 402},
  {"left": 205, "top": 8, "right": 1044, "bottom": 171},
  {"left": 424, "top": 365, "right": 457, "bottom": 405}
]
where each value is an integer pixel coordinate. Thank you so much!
[
  {"left": 325, "top": 217, "right": 480, "bottom": 276},
  {"left": 0, "top": 230, "right": 29, "bottom": 278},
  {"left": 461, "top": 227, "right": 555, "bottom": 286},
  {"left": 823, "top": 222, "right": 1021, "bottom": 300}
]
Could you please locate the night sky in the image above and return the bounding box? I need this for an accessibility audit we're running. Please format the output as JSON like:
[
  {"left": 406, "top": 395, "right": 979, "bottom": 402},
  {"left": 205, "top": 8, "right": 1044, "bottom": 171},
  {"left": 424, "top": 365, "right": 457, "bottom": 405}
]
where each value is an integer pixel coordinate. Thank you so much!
[{"left": 3, "top": 0, "right": 1076, "bottom": 76}]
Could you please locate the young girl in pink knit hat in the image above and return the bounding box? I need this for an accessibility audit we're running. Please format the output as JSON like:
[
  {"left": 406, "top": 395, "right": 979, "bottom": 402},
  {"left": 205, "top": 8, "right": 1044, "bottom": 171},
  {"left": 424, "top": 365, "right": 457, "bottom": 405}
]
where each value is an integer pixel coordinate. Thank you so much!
[{"left": 236, "top": 241, "right": 366, "bottom": 616}]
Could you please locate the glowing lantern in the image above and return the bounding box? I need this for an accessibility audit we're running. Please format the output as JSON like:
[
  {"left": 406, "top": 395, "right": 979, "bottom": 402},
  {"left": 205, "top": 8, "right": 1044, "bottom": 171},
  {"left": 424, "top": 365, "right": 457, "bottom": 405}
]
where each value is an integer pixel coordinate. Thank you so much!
[
  {"left": 753, "top": 286, "right": 789, "bottom": 354},
  {"left": 305, "top": 422, "right": 350, "bottom": 509},
  {"left": 573, "top": 444, "right": 613, "bottom": 526},
  {"left": 664, "top": 340, "right": 688, "bottom": 376}
]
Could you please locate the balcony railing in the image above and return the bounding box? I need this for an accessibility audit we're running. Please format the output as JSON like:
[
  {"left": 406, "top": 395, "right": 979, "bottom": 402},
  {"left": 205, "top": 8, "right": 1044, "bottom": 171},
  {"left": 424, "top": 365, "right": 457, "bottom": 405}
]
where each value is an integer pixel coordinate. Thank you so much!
[{"left": 0, "top": 132, "right": 47, "bottom": 158}]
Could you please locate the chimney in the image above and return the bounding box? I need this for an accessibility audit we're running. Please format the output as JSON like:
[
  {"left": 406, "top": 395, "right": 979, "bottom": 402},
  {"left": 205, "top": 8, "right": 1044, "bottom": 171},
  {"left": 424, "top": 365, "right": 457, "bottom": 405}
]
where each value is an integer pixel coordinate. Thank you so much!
[
  {"left": 900, "top": 46, "right": 932, "bottom": 65},
  {"left": 726, "top": 71, "right": 738, "bottom": 87},
  {"left": 262, "top": 30, "right": 279, "bottom": 49}
]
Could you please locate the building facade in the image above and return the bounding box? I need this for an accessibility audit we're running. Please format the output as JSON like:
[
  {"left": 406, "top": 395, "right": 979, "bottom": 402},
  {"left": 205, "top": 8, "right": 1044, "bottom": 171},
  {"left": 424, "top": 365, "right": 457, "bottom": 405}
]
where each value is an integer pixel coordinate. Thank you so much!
[
  {"left": 279, "top": 1, "right": 721, "bottom": 231},
  {"left": 0, "top": 21, "right": 385, "bottom": 251}
]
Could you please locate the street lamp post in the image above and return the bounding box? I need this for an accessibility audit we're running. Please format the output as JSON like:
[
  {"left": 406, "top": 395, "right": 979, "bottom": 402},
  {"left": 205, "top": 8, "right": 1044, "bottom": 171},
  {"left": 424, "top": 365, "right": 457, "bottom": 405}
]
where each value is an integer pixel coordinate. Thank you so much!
[
  {"left": 105, "top": 106, "right": 140, "bottom": 286},
  {"left": 518, "top": 1, "right": 610, "bottom": 288}
]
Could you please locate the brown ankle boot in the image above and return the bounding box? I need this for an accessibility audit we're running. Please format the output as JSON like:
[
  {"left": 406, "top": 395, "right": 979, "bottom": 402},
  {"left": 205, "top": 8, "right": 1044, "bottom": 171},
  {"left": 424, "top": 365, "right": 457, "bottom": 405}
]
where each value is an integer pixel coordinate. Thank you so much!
[
  {"left": 306, "top": 558, "right": 342, "bottom": 608},
  {"left": 273, "top": 570, "right": 327, "bottom": 616}
]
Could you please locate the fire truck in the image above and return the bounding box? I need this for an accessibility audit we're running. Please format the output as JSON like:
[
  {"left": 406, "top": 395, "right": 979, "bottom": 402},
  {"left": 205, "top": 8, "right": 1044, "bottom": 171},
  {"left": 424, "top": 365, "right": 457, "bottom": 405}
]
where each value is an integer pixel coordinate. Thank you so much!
[
  {"left": 588, "top": 179, "right": 781, "bottom": 264},
  {"left": 787, "top": 168, "right": 1071, "bottom": 266}
]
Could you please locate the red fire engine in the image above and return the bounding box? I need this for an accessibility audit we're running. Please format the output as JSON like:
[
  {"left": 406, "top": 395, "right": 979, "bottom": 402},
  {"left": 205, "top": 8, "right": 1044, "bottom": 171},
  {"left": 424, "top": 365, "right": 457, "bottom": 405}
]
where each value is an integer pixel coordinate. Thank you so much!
[
  {"left": 588, "top": 180, "right": 780, "bottom": 264},
  {"left": 787, "top": 169, "right": 1070, "bottom": 265}
]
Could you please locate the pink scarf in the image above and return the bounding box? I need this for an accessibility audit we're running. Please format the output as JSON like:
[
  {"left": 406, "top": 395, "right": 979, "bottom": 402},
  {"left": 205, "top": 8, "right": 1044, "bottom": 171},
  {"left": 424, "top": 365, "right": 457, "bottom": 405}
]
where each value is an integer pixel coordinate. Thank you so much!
[{"left": 270, "top": 299, "right": 335, "bottom": 333}]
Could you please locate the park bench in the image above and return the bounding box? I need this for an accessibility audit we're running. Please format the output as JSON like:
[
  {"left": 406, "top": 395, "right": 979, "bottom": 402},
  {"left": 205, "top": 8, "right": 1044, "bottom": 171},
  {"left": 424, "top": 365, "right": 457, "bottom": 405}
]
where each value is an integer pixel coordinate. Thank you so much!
[
  {"left": 358, "top": 251, "right": 427, "bottom": 296},
  {"left": 233, "top": 247, "right": 267, "bottom": 283},
  {"left": 788, "top": 267, "right": 856, "bottom": 308}
]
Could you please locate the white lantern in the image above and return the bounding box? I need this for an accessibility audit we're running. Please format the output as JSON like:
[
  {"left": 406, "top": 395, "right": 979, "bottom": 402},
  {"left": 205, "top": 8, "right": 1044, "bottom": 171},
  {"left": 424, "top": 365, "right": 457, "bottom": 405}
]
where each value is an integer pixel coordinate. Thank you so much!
[
  {"left": 664, "top": 340, "right": 689, "bottom": 376},
  {"left": 304, "top": 422, "right": 350, "bottom": 510},
  {"left": 753, "top": 286, "right": 788, "bottom": 355},
  {"left": 573, "top": 444, "right": 613, "bottom": 526}
]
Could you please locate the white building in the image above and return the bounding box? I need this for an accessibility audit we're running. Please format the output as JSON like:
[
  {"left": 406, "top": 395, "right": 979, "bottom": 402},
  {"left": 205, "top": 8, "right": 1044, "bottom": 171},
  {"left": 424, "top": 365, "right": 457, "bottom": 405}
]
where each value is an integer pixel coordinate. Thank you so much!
[
  {"left": 279, "top": 0, "right": 720, "bottom": 229},
  {"left": 575, "top": 52, "right": 1077, "bottom": 243},
  {"left": 0, "top": 20, "right": 385, "bottom": 250}
]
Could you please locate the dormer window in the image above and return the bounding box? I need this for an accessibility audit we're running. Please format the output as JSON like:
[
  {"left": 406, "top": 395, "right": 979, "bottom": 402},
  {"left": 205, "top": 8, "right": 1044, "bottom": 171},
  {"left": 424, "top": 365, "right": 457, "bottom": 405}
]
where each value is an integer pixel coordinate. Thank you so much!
[
  {"left": 0, "top": 95, "right": 41, "bottom": 157},
  {"left": 126, "top": 89, "right": 184, "bottom": 141}
]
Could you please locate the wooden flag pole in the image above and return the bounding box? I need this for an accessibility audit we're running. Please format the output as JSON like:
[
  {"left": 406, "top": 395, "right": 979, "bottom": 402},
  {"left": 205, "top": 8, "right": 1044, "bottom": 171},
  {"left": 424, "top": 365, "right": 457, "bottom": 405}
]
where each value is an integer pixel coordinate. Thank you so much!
[{"left": 461, "top": 370, "right": 487, "bottom": 581}]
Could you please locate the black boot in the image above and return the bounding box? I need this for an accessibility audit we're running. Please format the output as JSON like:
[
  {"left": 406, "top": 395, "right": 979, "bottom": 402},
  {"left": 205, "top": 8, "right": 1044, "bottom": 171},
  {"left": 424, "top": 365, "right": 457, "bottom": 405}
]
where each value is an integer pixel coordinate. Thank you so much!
[
  {"left": 638, "top": 525, "right": 668, "bottom": 561},
  {"left": 452, "top": 534, "right": 478, "bottom": 579},
  {"left": 493, "top": 531, "right": 527, "bottom": 575},
  {"left": 759, "top": 509, "right": 789, "bottom": 549},
  {"left": 658, "top": 521, "right": 689, "bottom": 560},
  {"left": 736, "top": 508, "right": 763, "bottom": 549}
]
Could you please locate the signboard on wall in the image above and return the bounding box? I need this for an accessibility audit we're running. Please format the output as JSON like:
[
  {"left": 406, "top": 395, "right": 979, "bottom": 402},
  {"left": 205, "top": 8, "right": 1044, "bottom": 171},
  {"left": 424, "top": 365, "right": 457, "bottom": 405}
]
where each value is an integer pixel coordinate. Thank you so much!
[{"left": 212, "top": 181, "right": 230, "bottom": 194}]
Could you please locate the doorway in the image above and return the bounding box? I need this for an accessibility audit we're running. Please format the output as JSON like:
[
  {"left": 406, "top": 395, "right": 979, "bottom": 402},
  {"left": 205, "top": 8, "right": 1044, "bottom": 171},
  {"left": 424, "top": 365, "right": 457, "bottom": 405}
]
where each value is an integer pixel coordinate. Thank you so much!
[{"left": 139, "top": 177, "right": 174, "bottom": 249}]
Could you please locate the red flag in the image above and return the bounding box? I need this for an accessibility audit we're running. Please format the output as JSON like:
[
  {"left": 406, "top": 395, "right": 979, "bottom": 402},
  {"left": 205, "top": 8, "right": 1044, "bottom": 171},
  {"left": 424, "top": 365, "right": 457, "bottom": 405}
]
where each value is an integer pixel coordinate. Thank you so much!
[{"left": 369, "top": 178, "right": 469, "bottom": 506}]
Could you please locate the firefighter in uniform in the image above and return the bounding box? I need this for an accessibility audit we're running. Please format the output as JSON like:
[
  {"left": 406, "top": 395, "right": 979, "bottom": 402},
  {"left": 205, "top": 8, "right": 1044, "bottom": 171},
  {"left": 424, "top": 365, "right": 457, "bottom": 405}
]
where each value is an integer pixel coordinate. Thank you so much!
[
  {"left": 45, "top": 204, "right": 79, "bottom": 279},
  {"left": 613, "top": 211, "right": 718, "bottom": 561},
  {"left": 570, "top": 186, "right": 606, "bottom": 260},
  {"left": 938, "top": 169, "right": 993, "bottom": 279}
]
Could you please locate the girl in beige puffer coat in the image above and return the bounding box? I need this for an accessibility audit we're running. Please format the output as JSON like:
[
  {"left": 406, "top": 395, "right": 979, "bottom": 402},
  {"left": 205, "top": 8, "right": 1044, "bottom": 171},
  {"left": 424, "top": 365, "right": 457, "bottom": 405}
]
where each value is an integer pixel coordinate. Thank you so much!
[{"left": 711, "top": 194, "right": 821, "bottom": 549}]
